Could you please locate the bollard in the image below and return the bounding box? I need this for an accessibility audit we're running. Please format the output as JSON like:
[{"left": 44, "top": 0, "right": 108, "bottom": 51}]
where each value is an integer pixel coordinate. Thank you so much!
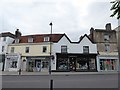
[{"left": 50, "top": 79, "right": 53, "bottom": 90}]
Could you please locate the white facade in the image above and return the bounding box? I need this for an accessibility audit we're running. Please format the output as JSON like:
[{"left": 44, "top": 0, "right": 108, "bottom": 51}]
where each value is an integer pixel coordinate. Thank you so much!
[
  {"left": 52, "top": 35, "right": 97, "bottom": 70},
  {"left": 0, "top": 34, "right": 15, "bottom": 71},
  {"left": 0, "top": 37, "right": 14, "bottom": 54}
]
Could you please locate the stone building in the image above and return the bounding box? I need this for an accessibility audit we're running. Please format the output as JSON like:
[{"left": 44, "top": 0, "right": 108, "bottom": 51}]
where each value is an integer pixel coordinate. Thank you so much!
[{"left": 89, "top": 23, "right": 119, "bottom": 71}]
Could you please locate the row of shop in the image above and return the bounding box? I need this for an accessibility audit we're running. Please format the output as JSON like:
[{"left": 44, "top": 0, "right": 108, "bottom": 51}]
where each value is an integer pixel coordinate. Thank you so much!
[{"left": 4, "top": 53, "right": 119, "bottom": 72}]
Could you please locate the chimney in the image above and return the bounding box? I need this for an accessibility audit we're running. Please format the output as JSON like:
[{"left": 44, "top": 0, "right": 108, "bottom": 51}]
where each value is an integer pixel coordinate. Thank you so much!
[
  {"left": 105, "top": 23, "right": 111, "bottom": 30},
  {"left": 15, "top": 29, "right": 22, "bottom": 38},
  {"left": 90, "top": 27, "right": 94, "bottom": 34}
]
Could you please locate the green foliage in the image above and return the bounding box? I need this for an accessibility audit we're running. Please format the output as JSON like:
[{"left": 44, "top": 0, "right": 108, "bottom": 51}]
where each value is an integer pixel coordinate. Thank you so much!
[{"left": 110, "top": 0, "right": 120, "bottom": 19}]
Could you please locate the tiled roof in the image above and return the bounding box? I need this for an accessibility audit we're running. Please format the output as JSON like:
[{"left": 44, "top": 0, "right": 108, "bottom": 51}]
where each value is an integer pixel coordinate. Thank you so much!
[
  {"left": 0, "top": 32, "right": 15, "bottom": 38},
  {"left": 14, "top": 34, "right": 64, "bottom": 43}
]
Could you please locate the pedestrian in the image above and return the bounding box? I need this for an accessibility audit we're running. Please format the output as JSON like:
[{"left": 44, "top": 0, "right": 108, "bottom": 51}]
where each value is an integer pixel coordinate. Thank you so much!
[{"left": 18, "top": 69, "right": 21, "bottom": 75}]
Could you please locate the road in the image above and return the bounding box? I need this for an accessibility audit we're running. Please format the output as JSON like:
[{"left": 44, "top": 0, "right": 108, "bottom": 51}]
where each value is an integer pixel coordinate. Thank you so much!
[{"left": 2, "top": 74, "right": 118, "bottom": 88}]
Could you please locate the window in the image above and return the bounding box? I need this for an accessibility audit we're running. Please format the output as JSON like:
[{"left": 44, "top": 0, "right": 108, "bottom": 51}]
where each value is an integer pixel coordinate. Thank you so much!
[
  {"left": 3, "top": 37, "right": 6, "bottom": 41},
  {"left": 104, "top": 34, "right": 110, "bottom": 41},
  {"left": 44, "top": 36, "right": 49, "bottom": 42},
  {"left": 43, "top": 46, "right": 47, "bottom": 53},
  {"left": 105, "top": 44, "right": 110, "bottom": 52},
  {"left": 11, "top": 47, "right": 14, "bottom": 53},
  {"left": 2, "top": 46, "right": 4, "bottom": 52},
  {"left": 57, "top": 58, "right": 69, "bottom": 70},
  {"left": 28, "top": 37, "right": 33, "bottom": 43},
  {"left": 15, "top": 39, "right": 19, "bottom": 43},
  {"left": 61, "top": 46, "right": 67, "bottom": 53},
  {"left": 83, "top": 46, "right": 89, "bottom": 53},
  {"left": 25, "top": 47, "right": 29, "bottom": 53},
  {"left": 10, "top": 61, "right": 17, "bottom": 68}
]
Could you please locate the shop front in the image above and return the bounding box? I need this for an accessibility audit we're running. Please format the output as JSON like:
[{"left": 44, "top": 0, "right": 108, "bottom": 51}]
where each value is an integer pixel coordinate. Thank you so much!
[
  {"left": 4, "top": 53, "right": 21, "bottom": 71},
  {"left": 26, "top": 56, "right": 50, "bottom": 72},
  {"left": 56, "top": 53, "right": 97, "bottom": 72},
  {"left": 98, "top": 56, "right": 118, "bottom": 71}
]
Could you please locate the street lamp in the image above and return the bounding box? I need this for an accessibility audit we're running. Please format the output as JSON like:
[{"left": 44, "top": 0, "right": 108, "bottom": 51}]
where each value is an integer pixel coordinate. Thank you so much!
[{"left": 49, "top": 22, "right": 53, "bottom": 74}]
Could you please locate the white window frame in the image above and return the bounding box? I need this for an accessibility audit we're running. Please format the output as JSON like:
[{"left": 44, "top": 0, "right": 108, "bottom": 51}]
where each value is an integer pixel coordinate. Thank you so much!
[
  {"left": 104, "top": 34, "right": 110, "bottom": 41},
  {"left": 42, "top": 46, "right": 47, "bottom": 53},
  {"left": 61, "top": 46, "right": 67, "bottom": 53},
  {"left": 83, "top": 46, "right": 89, "bottom": 53},
  {"left": 11, "top": 47, "right": 15, "bottom": 53},
  {"left": 25, "top": 47, "right": 29, "bottom": 53},
  {"left": 15, "top": 39, "right": 19, "bottom": 43},
  {"left": 28, "top": 37, "right": 33, "bottom": 43},
  {"left": 44, "top": 36, "right": 50, "bottom": 42}
]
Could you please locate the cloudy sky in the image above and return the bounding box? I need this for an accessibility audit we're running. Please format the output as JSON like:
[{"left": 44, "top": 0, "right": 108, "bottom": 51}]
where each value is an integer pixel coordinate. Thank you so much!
[{"left": 0, "top": 0, "right": 118, "bottom": 41}]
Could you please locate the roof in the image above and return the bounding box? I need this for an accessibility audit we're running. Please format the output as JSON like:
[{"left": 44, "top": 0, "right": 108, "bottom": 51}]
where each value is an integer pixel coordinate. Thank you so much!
[
  {"left": 79, "top": 34, "right": 94, "bottom": 43},
  {"left": 94, "top": 29, "right": 116, "bottom": 33},
  {"left": 14, "top": 34, "right": 65, "bottom": 43},
  {"left": 0, "top": 32, "right": 15, "bottom": 38}
]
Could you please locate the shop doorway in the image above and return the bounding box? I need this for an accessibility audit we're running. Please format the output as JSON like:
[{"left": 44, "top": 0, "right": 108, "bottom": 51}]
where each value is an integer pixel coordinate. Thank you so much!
[
  {"left": 69, "top": 57, "right": 76, "bottom": 71},
  {"left": 36, "top": 60, "right": 49, "bottom": 72}
]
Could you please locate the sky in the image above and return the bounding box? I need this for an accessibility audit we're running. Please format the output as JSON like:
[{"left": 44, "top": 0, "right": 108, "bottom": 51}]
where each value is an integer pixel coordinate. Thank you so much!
[{"left": 0, "top": 0, "right": 118, "bottom": 41}]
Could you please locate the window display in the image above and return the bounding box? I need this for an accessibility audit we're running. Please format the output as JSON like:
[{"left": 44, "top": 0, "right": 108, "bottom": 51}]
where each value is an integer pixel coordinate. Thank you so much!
[{"left": 58, "top": 58, "right": 69, "bottom": 70}]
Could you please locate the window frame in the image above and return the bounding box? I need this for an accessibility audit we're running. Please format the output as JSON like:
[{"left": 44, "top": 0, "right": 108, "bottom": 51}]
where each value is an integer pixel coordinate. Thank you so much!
[
  {"left": 61, "top": 46, "right": 67, "bottom": 53},
  {"left": 11, "top": 47, "right": 15, "bottom": 53},
  {"left": 2, "top": 46, "right": 5, "bottom": 52},
  {"left": 3, "top": 37, "right": 6, "bottom": 41},
  {"left": 104, "top": 34, "right": 110, "bottom": 41},
  {"left": 28, "top": 37, "right": 33, "bottom": 43},
  {"left": 83, "top": 46, "right": 89, "bottom": 54},
  {"left": 25, "top": 47, "right": 29, "bottom": 53},
  {"left": 42, "top": 46, "right": 47, "bottom": 53},
  {"left": 44, "top": 36, "right": 50, "bottom": 42},
  {"left": 105, "top": 44, "right": 110, "bottom": 52}
]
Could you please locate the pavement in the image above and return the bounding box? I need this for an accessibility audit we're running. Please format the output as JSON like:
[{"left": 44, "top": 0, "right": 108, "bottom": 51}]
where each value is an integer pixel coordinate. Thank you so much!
[{"left": 0, "top": 71, "right": 118, "bottom": 76}]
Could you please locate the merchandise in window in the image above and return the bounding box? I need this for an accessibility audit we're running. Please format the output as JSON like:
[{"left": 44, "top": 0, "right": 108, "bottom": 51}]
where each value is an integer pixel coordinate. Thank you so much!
[{"left": 58, "top": 58, "right": 69, "bottom": 70}]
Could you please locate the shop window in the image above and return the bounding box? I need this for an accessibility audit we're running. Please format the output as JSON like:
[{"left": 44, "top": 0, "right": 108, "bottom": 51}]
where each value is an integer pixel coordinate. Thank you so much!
[
  {"left": 100, "top": 59, "right": 117, "bottom": 71},
  {"left": 105, "top": 44, "right": 110, "bottom": 52},
  {"left": 57, "top": 58, "right": 69, "bottom": 70},
  {"left": 89, "top": 58, "right": 96, "bottom": 70},
  {"left": 10, "top": 61, "right": 17, "bottom": 68},
  {"left": 2, "top": 46, "right": 4, "bottom": 52},
  {"left": 11, "top": 47, "right": 15, "bottom": 53},
  {"left": 83, "top": 46, "right": 89, "bottom": 53},
  {"left": 104, "top": 34, "right": 110, "bottom": 41},
  {"left": 25, "top": 47, "right": 29, "bottom": 53},
  {"left": 61, "top": 46, "right": 67, "bottom": 53},
  {"left": 44, "top": 36, "right": 49, "bottom": 42},
  {"left": 42, "top": 61, "right": 49, "bottom": 68},
  {"left": 76, "top": 58, "right": 88, "bottom": 70},
  {"left": 43, "top": 46, "right": 47, "bottom": 53}
]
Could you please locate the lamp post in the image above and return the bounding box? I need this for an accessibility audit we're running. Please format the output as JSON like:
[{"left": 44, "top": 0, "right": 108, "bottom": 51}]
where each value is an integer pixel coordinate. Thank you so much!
[{"left": 49, "top": 22, "right": 53, "bottom": 75}]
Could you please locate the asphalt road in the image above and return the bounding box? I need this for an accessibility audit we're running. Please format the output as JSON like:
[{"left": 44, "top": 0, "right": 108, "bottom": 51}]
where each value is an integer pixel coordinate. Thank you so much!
[{"left": 2, "top": 74, "right": 118, "bottom": 88}]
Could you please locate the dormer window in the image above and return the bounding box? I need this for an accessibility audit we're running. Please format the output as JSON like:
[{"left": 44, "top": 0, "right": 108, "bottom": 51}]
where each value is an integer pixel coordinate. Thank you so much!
[
  {"left": 83, "top": 46, "right": 89, "bottom": 54},
  {"left": 15, "top": 39, "right": 19, "bottom": 43},
  {"left": 28, "top": 37, "right": 33, "bottom": 43},
  {"left": 44, "top": 36, "right": 49, "bottom": 42}
]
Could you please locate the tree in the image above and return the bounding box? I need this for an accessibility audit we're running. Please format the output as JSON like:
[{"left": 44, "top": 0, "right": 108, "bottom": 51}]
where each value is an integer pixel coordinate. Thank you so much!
[{"left": 110, "top": 0, "right": 120, "bottom": 19}]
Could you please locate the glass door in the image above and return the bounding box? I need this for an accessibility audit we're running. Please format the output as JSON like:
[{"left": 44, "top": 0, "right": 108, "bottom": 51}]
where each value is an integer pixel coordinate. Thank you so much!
[{"left": 36, "top": 61, "right": 41, "bottom": 72}]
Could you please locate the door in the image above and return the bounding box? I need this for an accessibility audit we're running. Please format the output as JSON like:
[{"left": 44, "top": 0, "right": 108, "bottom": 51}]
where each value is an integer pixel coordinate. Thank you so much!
[
  {"left": 69, "top": 57, "right": 76, "bottom": 71},
  {"left": 36, "top": 61, "right": 41, "bottom": 72}
]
